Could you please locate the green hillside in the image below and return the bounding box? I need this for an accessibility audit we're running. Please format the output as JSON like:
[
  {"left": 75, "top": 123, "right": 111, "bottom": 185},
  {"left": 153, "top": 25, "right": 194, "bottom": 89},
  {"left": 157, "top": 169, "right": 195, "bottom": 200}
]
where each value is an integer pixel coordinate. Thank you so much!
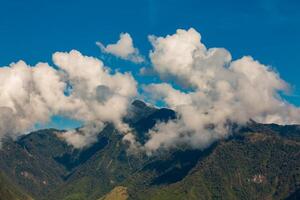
[
  {"left": 131, "top": 131, "right": 300, "bottom": 200},
  {"left": 0, "top": 171, "right": 33, "bottom": 200},
  {"left": 0, "top": 101, "right": 299, "bottom": 200}
]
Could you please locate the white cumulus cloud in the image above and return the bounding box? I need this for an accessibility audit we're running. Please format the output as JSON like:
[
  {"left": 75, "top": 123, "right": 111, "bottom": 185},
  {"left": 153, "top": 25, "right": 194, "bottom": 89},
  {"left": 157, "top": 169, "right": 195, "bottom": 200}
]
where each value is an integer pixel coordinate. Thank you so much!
[
  {"left": 0, "top": 50, "right": 137, "bottom": 148},
  {"left": 96, "top": 33, "right": 144, "bottom": 63},
  {"left": 1, "top": 28, "right": 299, "bottom": 154},
  {"left": 53, "top": 50, "right": 137, "bottom": 148},
  {"left": 141, "top": 28, "right": 300, "bottom": 154}
]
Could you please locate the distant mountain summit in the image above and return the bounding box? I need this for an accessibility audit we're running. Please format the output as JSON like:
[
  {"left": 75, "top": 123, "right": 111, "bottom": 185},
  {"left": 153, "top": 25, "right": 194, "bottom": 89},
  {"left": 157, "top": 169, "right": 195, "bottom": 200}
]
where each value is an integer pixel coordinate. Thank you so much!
[{"left": 0, "top": 100, "right": 299, "bottom": 200}]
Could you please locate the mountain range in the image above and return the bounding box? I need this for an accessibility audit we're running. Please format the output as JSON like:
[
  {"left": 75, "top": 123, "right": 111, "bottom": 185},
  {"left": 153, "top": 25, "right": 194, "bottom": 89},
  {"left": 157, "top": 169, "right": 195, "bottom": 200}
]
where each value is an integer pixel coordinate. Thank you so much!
[{"left": 0, "top": 100, "right": 299, "bottom": 200}]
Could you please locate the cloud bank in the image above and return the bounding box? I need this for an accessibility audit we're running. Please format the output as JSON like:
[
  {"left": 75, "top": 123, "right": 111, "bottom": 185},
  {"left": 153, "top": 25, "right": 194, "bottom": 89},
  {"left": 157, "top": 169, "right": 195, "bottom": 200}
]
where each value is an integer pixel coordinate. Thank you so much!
[
  {"left": 0, "top": 28, "right": 299, "bottom": 153},
  {"left": 0, "top": 61, "right": 63, "bottom": 141},
  {"left": 96, "top": 33, "right": 144, "bottom": 63},
  {"left": 0, "top": 50, "right": 137, "bottom": 148},
  {"left": 141, "top": 28, "right": 300, "bottom": 154}
]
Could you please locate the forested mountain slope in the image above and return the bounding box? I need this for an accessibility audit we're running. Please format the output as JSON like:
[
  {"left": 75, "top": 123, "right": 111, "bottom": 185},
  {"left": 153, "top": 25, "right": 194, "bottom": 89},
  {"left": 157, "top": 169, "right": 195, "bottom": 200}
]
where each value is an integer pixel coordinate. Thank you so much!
[{"left": 0, "top": 100, "right": 299, "bottom": 200}]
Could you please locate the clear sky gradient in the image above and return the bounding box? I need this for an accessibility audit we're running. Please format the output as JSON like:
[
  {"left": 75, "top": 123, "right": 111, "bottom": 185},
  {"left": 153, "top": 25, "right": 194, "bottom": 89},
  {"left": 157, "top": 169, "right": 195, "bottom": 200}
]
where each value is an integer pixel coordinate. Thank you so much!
[{"left": 1, "top": 0, "right": 300, "bottom": 129}]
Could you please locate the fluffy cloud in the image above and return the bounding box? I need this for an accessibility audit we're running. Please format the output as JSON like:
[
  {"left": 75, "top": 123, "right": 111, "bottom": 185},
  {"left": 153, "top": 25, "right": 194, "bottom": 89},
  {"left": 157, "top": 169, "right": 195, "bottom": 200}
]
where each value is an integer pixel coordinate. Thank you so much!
[
  {"left": 0, "top": 61, "right": 66, "bottom": 144},
  {"left": 53, "top": 50, "right": 137, "bottom": 147},
  {"left": 142, "top": 28, "right": 300, "bottom": 154},
  {"left": 0, "top": 50, "right": 137, "bottom": 148},
  {"left": 1, "top": 28, "right": 299, "bottom": 154},
  {"left": 96, "top": 33, "right": 144, "bottom": 63}
]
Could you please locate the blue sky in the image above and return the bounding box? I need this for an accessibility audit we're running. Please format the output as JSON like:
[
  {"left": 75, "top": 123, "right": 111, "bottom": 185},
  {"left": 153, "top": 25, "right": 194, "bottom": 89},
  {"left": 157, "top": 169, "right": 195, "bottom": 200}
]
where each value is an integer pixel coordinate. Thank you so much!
[{"left": 1, "top": 0, "right": 300, "bottom": 129}]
